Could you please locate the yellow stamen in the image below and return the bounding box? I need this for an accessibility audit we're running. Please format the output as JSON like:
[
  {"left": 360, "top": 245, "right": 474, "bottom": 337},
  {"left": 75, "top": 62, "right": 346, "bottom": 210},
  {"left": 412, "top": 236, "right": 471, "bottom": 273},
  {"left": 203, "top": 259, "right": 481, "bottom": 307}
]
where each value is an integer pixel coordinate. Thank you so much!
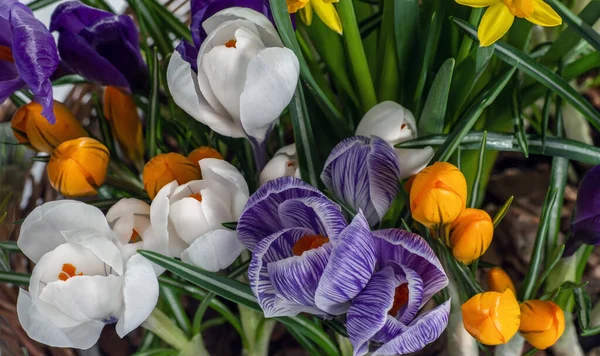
[
  {"left": 190, "top": 192, "right": 203, "bottom": 202},
  {"left": 503, "top": 0, "right": 534, "bottom": 18},
  {"left": 225, "top": 39, "right": 237, "bottom": 48},
  {"left": 58, "top": 263, "right": 83, "bottom": 281}
]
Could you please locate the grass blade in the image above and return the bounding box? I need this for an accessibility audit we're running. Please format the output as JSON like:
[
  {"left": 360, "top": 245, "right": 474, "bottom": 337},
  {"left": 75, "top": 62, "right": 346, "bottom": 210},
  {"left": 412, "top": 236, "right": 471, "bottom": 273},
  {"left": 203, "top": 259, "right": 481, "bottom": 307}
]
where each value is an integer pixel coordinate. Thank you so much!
[
  {"left": 146, "top": 47, "right": 159, "bottom": 159},
  {"left": 289, "top": 85, "right": 320, "bottom": 188},
  {"left": 545, "top": 0, "right": 600, "bottom": 55},
  {"left": 512, "top": 80, "right": 529, "bottom": 157},
  {"left": 144, "top": 0, "right": 192, "bottom": 42},
  {"left": 394, "top": 0, "right": 419, "bottom": 86},
  {"left": 418, "top": 58, "right": 455, "bottom": 136},
  {"left": 492, "top": 196, "right": 514, "bottom": 228},
  {"left": 0, "top": 271, "right": 30, "bottom": 285},
  {"left": 28, "top": 0, "right": 61, "bottom": 11},
  {"left": 469, "top": 131, "right": 487, "bottom": 208},
  {"left": 532, "top": 244, "right": 565, "bottom": 297},
  {"left": 574, "top": 286, "right": 592, "bottom": 330}
]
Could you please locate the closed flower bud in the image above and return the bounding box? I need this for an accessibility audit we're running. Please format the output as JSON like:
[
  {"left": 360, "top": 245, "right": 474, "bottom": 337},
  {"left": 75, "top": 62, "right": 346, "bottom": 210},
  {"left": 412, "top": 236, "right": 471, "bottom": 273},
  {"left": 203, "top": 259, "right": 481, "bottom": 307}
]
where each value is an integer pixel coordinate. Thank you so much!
[
  {"left": 143, "top": 153, "right": 201, "bottom": 199},
  {"left": 461, "top": 290, "right": 521, "bottom": 345},
  {"left": 47, "top": 138, "right": 109, "bottom": 197},
  {"left": 519, "top": 300, "right": 565, "bottom": 349},
  {"left": 11, "top": 101, "right": 87, "bottom": 154},
  {"left": 449, "top": 208, "right": 494, "bottom": 264},
  {"left": 410, "top": 162, "right": 467, "bottom": 229},
  {"left": 187, "top": 146, "right": 223, "bottom": 166},
  {"left": 487, "top": 267, "right": 516, "bottom": 294},
  {"left": 103, "top": 86, "right": 144, "bottom": 162}
]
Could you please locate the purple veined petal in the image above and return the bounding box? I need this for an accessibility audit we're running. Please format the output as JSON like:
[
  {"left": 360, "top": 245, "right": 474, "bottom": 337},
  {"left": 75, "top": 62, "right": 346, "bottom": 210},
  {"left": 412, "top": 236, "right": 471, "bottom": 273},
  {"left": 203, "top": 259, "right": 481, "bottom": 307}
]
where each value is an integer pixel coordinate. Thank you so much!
[
  {"left": 373, "top": 229, "right": 448, "bottom": 305},
  {"left": 346, "top": 266, "right": 397, "bottom": 356},
  {"left": 315, "top": 212, "right": 376, "bottom": 315},
  {"left": 175, "top": 39, "right": 199, "bottom": 72},
  {"left": 368, "top": 136, "right": 401, "bottom": 220},
  {"left": 278, "top": 196, "right": 346, "bottom": 243},
  {"left": 373, "top": 299, "right": 451, "bottom": 355},
  {"left": 9, "top": 3, "right": 58, "bottom": 123},
  {"left": 237, "top": 177, "right": 325, "bottom": 251},
  {"left": 248, "top": 227, "right": 327, "bottom": 317},
  {"left": 386, "top": 262, "right": 424, "bottom": 325}
]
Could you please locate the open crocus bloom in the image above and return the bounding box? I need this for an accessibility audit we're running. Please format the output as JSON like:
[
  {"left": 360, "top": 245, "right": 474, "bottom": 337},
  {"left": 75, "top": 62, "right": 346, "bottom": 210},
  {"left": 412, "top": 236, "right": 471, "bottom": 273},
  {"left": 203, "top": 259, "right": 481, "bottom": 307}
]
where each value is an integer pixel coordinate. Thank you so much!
[
  {"left": 259, "top": 144, "right": 300, "bottom": 185},
  {"left": 356, "top": 101, "right": 434, "bottom": 179},
  {"left": 151, "top": 158, "right": 249, "bottom": 271},
  {"left": 16, "top": 200, "right": 158, "bottom": 349},
  {"left": 167, "top": 7, "right": 300, "bottom": 143}
]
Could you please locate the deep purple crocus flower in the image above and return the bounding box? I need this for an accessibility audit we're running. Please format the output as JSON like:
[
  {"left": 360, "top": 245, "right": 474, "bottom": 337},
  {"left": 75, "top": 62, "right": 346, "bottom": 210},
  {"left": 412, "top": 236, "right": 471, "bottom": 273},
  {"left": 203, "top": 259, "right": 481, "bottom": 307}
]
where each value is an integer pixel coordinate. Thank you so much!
[
  {"left": 567, "top": 165, "right": 600, "bottom": 255},
  {"left": 50, "top": 1, "right": 147, "bottom": 91},
  {"left": 1, "top": 0, "right": 59, "bottom": 123},
  {"left": 321, "top": 136, "right": 401, "bottom": 227}
]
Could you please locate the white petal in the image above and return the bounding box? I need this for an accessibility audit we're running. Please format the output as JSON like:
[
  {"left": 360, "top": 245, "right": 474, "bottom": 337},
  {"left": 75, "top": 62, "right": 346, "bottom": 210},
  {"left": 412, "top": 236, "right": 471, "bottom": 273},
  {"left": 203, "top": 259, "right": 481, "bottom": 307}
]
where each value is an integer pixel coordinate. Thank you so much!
[
  {"left": 203, "top": 7, "right": 284, "bottom": 47},
  {"left": 200, "top": 188, "right": 234, "bottom": 228},
  {"left": 200, "top": 158, "right": 249, "bottom": 218},
  {"left": 116, "top": 254, "right": 159, "bottom": 337},
  {"left": 181, "top": 229, "right": 245, "bottom": 271},
  {"left": 61, "top": 229, "right": 124, "bottom": 275},
  {"left": 259, "top": 154, "right": 294, "bottom": 186},
  {"left": 395, "top": 147, "right": 435, "bottom": 179},
  {"left": 239, "top": 47, "right": 300, "bottom": 142},
  {"left": 355, "top": 101, "right": 417, "bottom": 145},
  {"left": 171, "top": 179, "right": 229, "bottom": 203},
  {"left": 275, "top": 143, "right": 297, "bottom": 156},
  {"left": 150, "top": 180, "right": 178, "bottom": 247},
  {"left": 17, "top": 289, "right": 104, "bottom": 349},
  {"left": 169, "top": 197, "right": 209, "bottom": 244},
  {"left": 18, "top": 200, "right": 112, "bottom": 263},
  {"left": 106, "top": 198, "right": 150, "bottom": 223},
  {"left": 167, "top": 51, "right": 245, "bottom": 138},
  {"left": 168, "top": 225, "right": 189, "bottom": 257}
]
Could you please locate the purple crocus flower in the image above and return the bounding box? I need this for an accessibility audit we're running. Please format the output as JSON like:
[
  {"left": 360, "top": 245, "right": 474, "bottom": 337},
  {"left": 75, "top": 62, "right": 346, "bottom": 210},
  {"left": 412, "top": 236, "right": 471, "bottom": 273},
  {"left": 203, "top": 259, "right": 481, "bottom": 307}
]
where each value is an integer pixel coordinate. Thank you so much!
[
  {"left": 1, "top": 0, "right": 59, "bottom": 123},
  {"left": 321, "top": 136, "right": 401, "bottom": 226},
  {"left": 50, "top": 1, "right": 147, "bottom": 91},
  {"left": 567, "top": 165, "right": 600, "bottom": 255}
]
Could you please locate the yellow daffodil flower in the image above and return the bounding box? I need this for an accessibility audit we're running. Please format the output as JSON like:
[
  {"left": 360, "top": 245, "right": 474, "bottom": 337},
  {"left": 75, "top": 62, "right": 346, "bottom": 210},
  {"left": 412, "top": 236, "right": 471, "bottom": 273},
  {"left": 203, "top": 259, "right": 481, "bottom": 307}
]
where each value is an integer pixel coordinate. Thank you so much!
[
  {"left": 519, "top": 300, "right": 565, "bottom": 349},
  {"left": 487, "top": 267, "right": 517, "bottom": 294},
  {"left": 143, "top": 153, "right": 201, "bottom": 199},
  {"left": 456, "top": 0, "right": 562, "bottom": 46},
  {"left": 449, "top": 208, "right": 494, "bottom": 264},
  {"left": 462, "top": 289, "right": 521, "bottom": 345},
  {"left": 287, "top": 0, "right": 343, "bottom": 34}
]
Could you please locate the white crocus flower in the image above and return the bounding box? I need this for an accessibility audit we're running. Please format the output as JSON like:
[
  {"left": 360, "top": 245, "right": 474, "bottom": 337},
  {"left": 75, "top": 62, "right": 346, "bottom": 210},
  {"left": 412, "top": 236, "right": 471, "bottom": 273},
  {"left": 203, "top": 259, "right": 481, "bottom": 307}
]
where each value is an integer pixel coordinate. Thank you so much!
[
  {"left": 16, "top": 201, "right": 158, "bottom": 349},
  {"left": 356, "top": 101, "right": 434, "bottom": 179},
  {"left": 259, "top": 144, "right": 301, "bottom": 185},
  {"left": 151, "top": 158, "right": 249, "bottom": 272},
  {"left": 167, "top": 7, "right": 300, "bottom": 143},
  {"left": 106, "top": 198, "right": 169, "bottom": 274}
]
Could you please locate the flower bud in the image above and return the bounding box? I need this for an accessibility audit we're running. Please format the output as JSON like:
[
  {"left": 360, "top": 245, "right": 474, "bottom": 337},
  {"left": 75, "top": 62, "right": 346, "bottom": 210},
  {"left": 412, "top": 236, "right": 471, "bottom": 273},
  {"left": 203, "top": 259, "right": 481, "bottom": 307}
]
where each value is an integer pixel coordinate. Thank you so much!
[
  {"left": 47, "top": 138, "right": 109, "bottom": 197},
  {"left": 11, "top": 101, "right": 87, "bottom": 154},
  {"left": 449, "top": 208, "right": 494, "bottom": 264},
  {"left": 461, "top": 290, "right": 520, "bottom": 345},
  {"left": 259, "top": 144, "right": 300, "bottom": 186},
  {"left": 143, "top": 153, "right": 201, "bottom": 199},
  {"left": 187, "top": 146, "right": 223, "bottom": 166},
  {"left": 519, "top": 300, "right": 565, "bottom": 349},
  {"left": 410, "top": 162, "right": 467, "bottom": 229},
  {"left": 487, "top": 267, "right": 516, "bottom": 294},
  {"left": 103, "top": 86, "right": 144, "bottom": 162}
]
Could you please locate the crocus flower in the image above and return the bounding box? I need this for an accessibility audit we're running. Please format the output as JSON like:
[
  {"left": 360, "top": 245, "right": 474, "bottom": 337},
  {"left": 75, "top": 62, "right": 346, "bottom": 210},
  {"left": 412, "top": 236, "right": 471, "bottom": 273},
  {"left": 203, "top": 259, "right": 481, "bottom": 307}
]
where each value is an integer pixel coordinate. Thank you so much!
[
  {"left": 356, "top": 101, "right": 435, "bottom": 179},
  {"left": 151, "top": 158, "right": 249, "bottom": 271},
  {"left": 259, "top": 144, "right": 300, "bottom": 185},
  {"left": 47, "top": 137, "right": 109, "bottom": 197},
  {"left": 567, "top": 164, "right": 600, "bottom": 255},
  {"left": 519, "top": 300, "right": 565, "bottom": 350},
  {"left": 487, "top": 267, "right": 516, "bottom": 294},
  {"left": 287, "top": 0, "right": 342, "bottom": 34},
  {"left": 449, "top": 208, "right": 494, "bottom": 264},
  {"left": 11, "top": 100, "right": 87, "bottom": 154},
  {"left": 103, "top": 86, "right": 144, "bottom": 163},
  {"left": 50, "top": 1, "right": 147, "bottom": 91},
  {"left": 187, "top": 146, "right": 224, "bottom": 165},
  {"left": 16, "top": 200, "right": 158, "bottom": 349},
  {"left": 321, "top": 136, "right": 401, "bottom": 226},
  {"left": 238, "top": 177, "right": 348, "bottom": 316},
  {"left": 167, "top": 7, "right": 300, "bottom": 145},
  {"left": 343, "top": 226, "right": 451, "bottom": 356},
  {"left": 143, "top": 153, "right": 201, "bottom": 200},
  {"left": 1, "top": 0, "right": 59, "bottom": 123},
  {"left": 461, "top": 290, "right": 521, "bottom": 345},
  {"left": 455, "top": 0, "right": 562, "bottom": 47}
]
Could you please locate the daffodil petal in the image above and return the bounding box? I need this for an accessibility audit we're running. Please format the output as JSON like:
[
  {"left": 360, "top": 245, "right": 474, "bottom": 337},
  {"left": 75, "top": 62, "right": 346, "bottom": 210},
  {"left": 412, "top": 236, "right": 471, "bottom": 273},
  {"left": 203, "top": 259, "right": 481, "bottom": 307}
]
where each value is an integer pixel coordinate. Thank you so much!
[
  {"left": 526, "top": 0, "right": 562, "bottom": 27},
  {"left": 455, "top": 0, "right": 501, "bottom": 7},
  {"left": 311, "top": 0, "right": 342, "bottom": 34},
  {"left": 478, "top": 4, "right": 514, "bottom": 47},
  {"left": 299, "top": 2, "right": 313, "bottom": 26}
]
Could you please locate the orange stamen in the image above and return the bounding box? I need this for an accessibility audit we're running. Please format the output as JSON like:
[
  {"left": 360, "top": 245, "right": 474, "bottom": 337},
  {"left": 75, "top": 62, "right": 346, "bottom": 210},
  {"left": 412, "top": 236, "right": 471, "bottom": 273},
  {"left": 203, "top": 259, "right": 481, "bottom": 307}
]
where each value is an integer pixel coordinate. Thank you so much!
[
  {"left": 0, "top": 46, "right": 14, "bottom": 63},
  {"left": 389, "top": 283, "right": 409, "bottom": 316},
  {"left": 189, "top": 192, "right": 203, "bottom": 202},
  {"left": 225, "top": 39, "right": 237, "bottom": 48},
  {"left": 292, "top": 235, "right": 329, "bottom": 256},
  {"left": 58, "top": 263, "right": 83, "bottom": 281},
  {"left": 129, "top": 229, "right": 142, "bottom": 243}
]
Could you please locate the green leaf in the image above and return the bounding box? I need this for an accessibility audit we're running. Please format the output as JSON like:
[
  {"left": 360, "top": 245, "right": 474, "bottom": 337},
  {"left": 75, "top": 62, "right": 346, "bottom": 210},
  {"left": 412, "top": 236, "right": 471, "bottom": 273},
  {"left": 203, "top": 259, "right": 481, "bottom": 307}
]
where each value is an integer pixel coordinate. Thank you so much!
[
  {"left": 452, "top": 17, "right": 600, "bottom": 132},
  {"left": 144, "top": 0, "right": 192, "bottom": 42},
  {"left": 146, "top": 47, "right": 159, "bottom": 159},
  {"left": 574, "top": 286, "right": 592, "bottom": 330},
  {"left": 581, "top": 326, "right": 600, "bottom": 337},
  {"left": 512, "top": 81, "right": 529, "bottom": 157},
  {"left": 92, "top": 93, "right": 117, "bottom": 156},
  {"left": 131, "top": 348, "right": 178, "bottom": 356},
  {"left": 394, "top": 0, "right": 419, "bottom": 85},
  {"left": 161, "top": 286, "right": 192, "bottom": 336},
  {"left": 533, "top": 244, "right": 565, "bottom": 296},
  {"left": 222, "top": 221, "right": 238, "bottom": 230},
  {"left": 469, "top": 131, "right": 487, "bottom": 208},
  {"left": 492, "top": 196, "right": 514, "bottom": 227},
  {"left": 28, "top": 0, "right": 61, "bottom": 10},
  {"left": 0, "top": 241, "right": 21, "bottom": 252},
  {"left": 544, "top": 0, "right": 600, "bottom": 55},
  {"left": 541, "top": 89, "right": 552, "bottom": 148},
  {"left": 52, "top": 75, "right": 87, "bottom": 86},
  {"left": 418, "top": 58, "right": 455, "bottom": 136},
  {"left": 398, "top": 132, "right": 600, "bottom": 165},
  {"left": 130, "top": 0, "right": 173, "bottom": 55},
  {"left": 290, "top": 85, "right": 321, "bottom": 188},
  {"left": 432, "top": 66, "right": 517, "bottom": 162},
  {"left": 0, "top": 271, "right": 30, "bottom": 285}
]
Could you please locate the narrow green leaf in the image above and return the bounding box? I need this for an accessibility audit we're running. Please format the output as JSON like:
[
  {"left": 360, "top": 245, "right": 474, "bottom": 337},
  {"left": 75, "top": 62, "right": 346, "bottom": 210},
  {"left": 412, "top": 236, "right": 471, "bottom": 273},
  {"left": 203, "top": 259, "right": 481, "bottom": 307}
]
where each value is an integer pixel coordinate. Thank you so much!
[
  {"left": 28, "top": 0, "right": 61, "bottom": 10},
  {"left": 433, "top": 66, "right": 517, "bottom": 162},
  {"left": 533, "top": 244, "right": 565, "bottom": 296},
  {"left": 394, "top": 0, "right": 419, "bottom": 84},
  {"left": 131, "top": 348, "right": 178, "bottom": 356},
  {"left": 512, "top": 81, "right": 529, "bottom": 157},
  {"left": 545, "top": 0, "right": 600, "bottom": 55},
  {"left": 541, "top": 90, "right": 552, "bottom": 148},
  {"left": 0, "top": 271, "right": 30, "bottom": 285},
  {"left": 52, "top": 75, "right": 87, "bottom": 86},
  {"left": 144, "top": 0, "right": 192, "bottom": 42},
  {"left": 161, "top": 286, "right": 192, "bottom": 336},
  {"left": 146, "top": 47, "right": 159, "bottom": 159},
  {"left": 469, "top": 131, "right": 487, "bottom": 208},
  {"left": 581, "top": 326, "right": 600, "bottom": 337},
  {"left": 290, "top": 85, "right": 320, "bottom": 188},
  {"left": 131, "top": 0, "right": 173, "bottom": 55},
  {"left": 10, "top": 94, "right": 26, "bottom": 107},
  {"left": 92, "top": 94, "right": 117, "bottom": 155},
  {"left": 0, "top": 241, "right": 20, "bottom": 252},
  {"left": 222, "top": 221, "right": 238, "bottom": 230},
  {"left": 523, "top": 348, "right": 539, "bottom": 356},
  {"left": 492, "top": 196, "right": 514, "bottom": 227},
  {"left": 418, "top": 58, "right": 455, "bottom": 136},
  {"left": 574, "top": 287, "right": 592, "bottom": 330},
  {"left": 30, "top": 156, "right": 50, "bottom": 162},
  {"left": 287, "top": 326, "right": 322, "bottom": 356}
]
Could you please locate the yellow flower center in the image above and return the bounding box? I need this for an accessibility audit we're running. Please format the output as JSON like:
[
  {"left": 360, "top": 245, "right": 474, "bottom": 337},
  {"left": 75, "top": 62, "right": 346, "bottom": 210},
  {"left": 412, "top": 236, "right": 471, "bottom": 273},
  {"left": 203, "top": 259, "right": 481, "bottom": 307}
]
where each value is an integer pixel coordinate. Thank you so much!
[
  {"left": 286, "top": 0, "right": 310, "bottom": 13},
  {"left": 292, "top": 234, "right": 329, "bottom": 256},
  {"left": 389, "top": 283, "right": 409, "bottom": 316},
  {"left": 0, "top": 45, "right": 14, "bottom": 63},
  {"left": 58, "top": 263, "right": 83, "bottom": 281},
  {"left": 503, "top": 0, "right": 534, "bottom": 18},
  {"left": 190, "top": 192, "right": 203, "bottom": 202},
  {"left": 225, "top": 39, "right": 237, "bottom": 48},
  {"left": 129, "top": 229, "right": 143, "bottom": 243}
]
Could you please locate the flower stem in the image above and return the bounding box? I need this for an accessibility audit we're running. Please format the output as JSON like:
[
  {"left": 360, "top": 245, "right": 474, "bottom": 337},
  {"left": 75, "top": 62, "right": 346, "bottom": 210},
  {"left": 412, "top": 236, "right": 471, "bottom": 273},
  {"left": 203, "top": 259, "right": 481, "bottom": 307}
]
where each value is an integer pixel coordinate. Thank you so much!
[
  {"left": 336, "top": 0, "right": 377, "bottom": 112},
  {"left": 456, "top": 8, "right": 483, "bottom": 65},
  {"left": 249, "top": 138, "right": 267, "bottom": 174},
  {"left": 142, "top": 308, "right": 190, "bottom": 351},
  {"left": 239, "top": 305, "right": 276, "bottom": 356}
]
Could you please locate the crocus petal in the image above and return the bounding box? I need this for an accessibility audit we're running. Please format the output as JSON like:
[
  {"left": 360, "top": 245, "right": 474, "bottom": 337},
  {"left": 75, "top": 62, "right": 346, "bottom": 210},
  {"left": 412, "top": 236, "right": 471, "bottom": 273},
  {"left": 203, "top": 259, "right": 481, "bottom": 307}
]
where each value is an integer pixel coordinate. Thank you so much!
[
  {"left": 175, "top": 39, "right": 199, "bottom": 71},
  {"left": 395, "top": 147, "right": 435, "bottom": 179},
  {"left": 387, "top": 262, "right": 424, "bottom": 324},
  {"left": 106, "top": 198, "right": 150, "bottom": 222},
  {"left": 310, "top": 0, "right": 342, "bottom": 34},
  {"left": 527, "top": 0, "right": 562, "bottom": 27},
  {"left": 355, "top": 101, "right": 417, "bottom": 146},
  {"left": 478, "top": 3, "right": 514, "bottom": 47},
  {"left": 167, "top": 51, "right": 246, "bottom": 138},
  {"left": 368, "top": 137, "right": 402, "bottom": 220},
  {"left": 202, "top": 7, "right": 283, "bottom": 47},
  {"left": 116, "top": 254, "right": 159, "bottom": 337},
  {"left": 181, "top": 229, "right": 245, "bottom": 271},
  {"left": 315, "top": 212, "right": 376, "bottom": 315},
  {"left": 278, "top": 196, "right": 346, "bottom": 243},
  {"left": 199, "top": 158, "right": 249, "bottom": 218},
  {"left": 17, "top": 289, "right": 104, "bottom": 349},
  {"left": 61, "top": 229, "right": 124, "bottom": 275},
  {"left": 169, "top": 197, "right": 209, "bottom": 244},
  {"left": 455, "top": 0, "right": 501, "bottom": 7},
  {"left": 237, "top": 176, "right": 326, "bottom": 250},
  {"left": 239, "top": 47, "right": 300, "bottom": 142}
]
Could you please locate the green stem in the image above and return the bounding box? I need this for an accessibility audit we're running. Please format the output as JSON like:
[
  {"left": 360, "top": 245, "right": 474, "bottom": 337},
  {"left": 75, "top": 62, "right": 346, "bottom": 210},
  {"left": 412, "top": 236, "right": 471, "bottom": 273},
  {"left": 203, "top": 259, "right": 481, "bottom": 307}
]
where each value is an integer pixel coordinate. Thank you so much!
[
  {"left": 336, "top": 0, "right": 377, "bottom": 112},
  {"left": 376, "top": 0, "right": 399, "bottom": 101},
  {"left": 142, "top": 308, "right": 190, "bottom": 351},
  {"left": 239, "top": 305, "right": 276, "bottom": 356},
  {"left": 456, "top": 8, "right": 483, "bottom": 65}
]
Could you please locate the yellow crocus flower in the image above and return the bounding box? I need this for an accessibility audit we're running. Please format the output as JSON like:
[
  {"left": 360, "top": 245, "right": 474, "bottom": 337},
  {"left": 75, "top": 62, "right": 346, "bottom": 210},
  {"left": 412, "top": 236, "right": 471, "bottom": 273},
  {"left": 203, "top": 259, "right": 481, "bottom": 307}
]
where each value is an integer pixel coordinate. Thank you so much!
[
  {"left": 456, "top": 0, "right": 562, "bottom": 46},
  {"left": 449, "top": 208, "right": 494, "bottom": 264},
  {"left": 487, "top": 267, "right": 517, "bottom": 294},
  {"left": 287, "top": 0, "right": 343, "bottom": 34},
  {"left": 519, "top": 300, "right": 565, "bottom": 349},
  {"left": 143, "top": 153, "right": 201, "bottom": 199}
]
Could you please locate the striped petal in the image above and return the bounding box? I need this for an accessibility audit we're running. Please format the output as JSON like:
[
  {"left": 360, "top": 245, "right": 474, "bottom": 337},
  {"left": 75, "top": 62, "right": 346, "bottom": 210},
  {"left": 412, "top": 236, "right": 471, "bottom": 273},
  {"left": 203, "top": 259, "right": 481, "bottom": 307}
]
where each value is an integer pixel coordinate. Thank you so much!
[
  {"left": 387, "top": 262, "right": 424, "bottom": 325},
  {"left": 477, "top": 3, "right": 514, "bottom": 47},
  {"left": 278, "top": 196, "right": 346, "bottom": 243}
]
